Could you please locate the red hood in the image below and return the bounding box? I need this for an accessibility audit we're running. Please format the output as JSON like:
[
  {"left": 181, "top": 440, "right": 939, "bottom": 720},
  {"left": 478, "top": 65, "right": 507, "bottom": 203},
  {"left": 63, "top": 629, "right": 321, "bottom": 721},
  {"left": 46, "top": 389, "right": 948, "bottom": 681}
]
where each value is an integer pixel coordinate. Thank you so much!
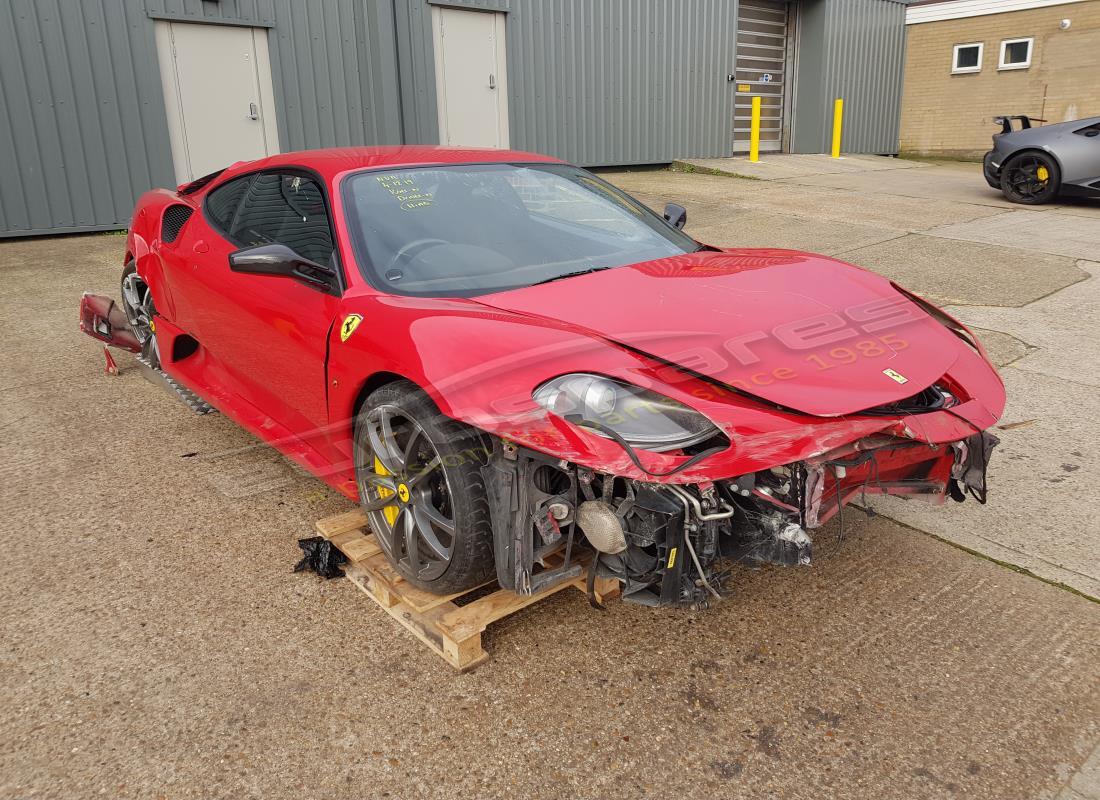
[{"left": 478, "top": 249, "right": 965, "bottom": 417}]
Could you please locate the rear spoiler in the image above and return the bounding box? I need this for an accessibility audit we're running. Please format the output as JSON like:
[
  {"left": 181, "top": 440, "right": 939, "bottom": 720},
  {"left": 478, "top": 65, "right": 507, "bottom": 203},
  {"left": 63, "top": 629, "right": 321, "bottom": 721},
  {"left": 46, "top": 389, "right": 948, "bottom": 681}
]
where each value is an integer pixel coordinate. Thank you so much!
[
  {"left": 177, "top": 168, "right": 225, "bottom": 195},
  {"left": 992, "top": 115, "right": 1047, "bottom": 134}
]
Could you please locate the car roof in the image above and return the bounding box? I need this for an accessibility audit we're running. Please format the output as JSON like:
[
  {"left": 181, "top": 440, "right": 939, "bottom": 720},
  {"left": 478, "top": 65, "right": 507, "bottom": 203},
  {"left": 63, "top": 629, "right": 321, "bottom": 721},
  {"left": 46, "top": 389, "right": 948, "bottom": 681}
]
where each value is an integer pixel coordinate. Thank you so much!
[{"left": 213, "top": 145, "right": 566, "bottom": 184}]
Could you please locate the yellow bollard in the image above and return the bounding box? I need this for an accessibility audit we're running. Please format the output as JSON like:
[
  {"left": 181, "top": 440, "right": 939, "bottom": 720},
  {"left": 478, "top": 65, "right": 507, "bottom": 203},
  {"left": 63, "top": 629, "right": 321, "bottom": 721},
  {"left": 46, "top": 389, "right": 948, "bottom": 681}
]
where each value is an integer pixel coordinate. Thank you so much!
[
  {"left": 831, "top": 98, "right": 844, "bottom": 158},
  {"left": 749, "top": 95, "right": 762, "bottom": 162}
]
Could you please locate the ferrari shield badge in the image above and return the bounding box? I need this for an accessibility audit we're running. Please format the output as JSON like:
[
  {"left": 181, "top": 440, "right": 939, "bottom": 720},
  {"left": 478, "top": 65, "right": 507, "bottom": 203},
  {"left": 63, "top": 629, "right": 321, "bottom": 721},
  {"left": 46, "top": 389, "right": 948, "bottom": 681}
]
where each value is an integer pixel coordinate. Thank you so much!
[
  {"left": 340, "top": 314, "right": 363, "bottom": 342},
  {"left": 883, "top": 368, "right": 909, "bottom": 385}
]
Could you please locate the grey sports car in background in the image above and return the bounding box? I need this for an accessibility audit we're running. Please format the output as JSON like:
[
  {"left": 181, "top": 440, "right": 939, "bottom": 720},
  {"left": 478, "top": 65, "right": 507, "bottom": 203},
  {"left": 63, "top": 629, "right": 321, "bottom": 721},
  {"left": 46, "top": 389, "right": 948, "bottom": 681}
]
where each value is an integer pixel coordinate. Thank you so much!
[{"left": 983, "top": 114, "right": 1100, "bottom": 204}]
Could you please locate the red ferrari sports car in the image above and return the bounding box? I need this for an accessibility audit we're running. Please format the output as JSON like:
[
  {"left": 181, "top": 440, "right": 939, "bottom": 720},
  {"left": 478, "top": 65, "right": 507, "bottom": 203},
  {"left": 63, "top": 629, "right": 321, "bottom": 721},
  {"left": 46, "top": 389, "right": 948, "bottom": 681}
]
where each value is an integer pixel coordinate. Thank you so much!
[{"left": 81, "top": 146, "right": 1003, "bottom": 607}]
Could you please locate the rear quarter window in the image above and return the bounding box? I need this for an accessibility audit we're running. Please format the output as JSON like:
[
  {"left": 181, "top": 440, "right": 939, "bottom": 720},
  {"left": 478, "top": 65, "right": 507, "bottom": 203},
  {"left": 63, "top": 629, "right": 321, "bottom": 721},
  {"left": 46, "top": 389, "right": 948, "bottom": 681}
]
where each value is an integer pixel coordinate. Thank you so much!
[{"left": 205, "top": 176, "right": 252, "bottom": 231}]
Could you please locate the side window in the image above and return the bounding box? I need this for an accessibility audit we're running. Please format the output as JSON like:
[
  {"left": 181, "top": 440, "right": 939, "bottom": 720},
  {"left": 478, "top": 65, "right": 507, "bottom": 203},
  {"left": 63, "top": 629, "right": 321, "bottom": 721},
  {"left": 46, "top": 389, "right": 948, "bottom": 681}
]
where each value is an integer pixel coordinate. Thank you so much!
[
  {"left": 229, "top": 173, "right": 335, "bottom": 265},
  {"left": 998, "top": 37, "right": 1033, "bottom": 70},
  {"left": 951, "top": 42, "right": 983, "bottom": 74},
  {"left": 205, "top": 176, "right": 252, "bottom": 231}
]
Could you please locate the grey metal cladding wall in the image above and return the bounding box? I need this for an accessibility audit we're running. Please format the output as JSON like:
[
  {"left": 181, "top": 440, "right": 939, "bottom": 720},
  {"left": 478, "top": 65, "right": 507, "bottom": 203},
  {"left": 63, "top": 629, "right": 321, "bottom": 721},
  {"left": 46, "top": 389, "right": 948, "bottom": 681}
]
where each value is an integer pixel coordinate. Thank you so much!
[
  {"left": 790, "top": 0, "right": 829, "bottom": 154},
  {"left": 145, "top": 0, "right": 404, "bottom": 152},
  {"left": 428, "top": 0, "right": 511, "bottom": 11},
  {"left": 825, "top": 0, "right": 907, "bottom": 154},
  {"left": 265, "top": 0, "right": 403, "bottom": 150},
  {"left": 0, "top": 0, "right": 176, "bottom": 236},
  {"left": 145, "top": 0, "right": 273, "bottom": 24},
  {"left": 145, "top": 0, "right": 276, "bottom": 25},
  {"left": 0, "top": 0, "right": 404, "bottom": 236},
  {"left": 393, "top": 0, "right": 441, "bottom": 144},
  {"left": 792, "top": 0, "right": 907, "bottom": 154},
  {"left": 506, "top": 0, "right": 739, "bottom": 166}
]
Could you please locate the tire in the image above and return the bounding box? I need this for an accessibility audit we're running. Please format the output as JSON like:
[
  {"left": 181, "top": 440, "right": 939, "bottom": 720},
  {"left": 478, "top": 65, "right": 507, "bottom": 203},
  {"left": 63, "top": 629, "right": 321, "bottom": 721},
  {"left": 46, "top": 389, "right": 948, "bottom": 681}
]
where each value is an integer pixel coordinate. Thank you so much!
[
  {"left": 353, "top": 380, "right": 495, "bottom": 594},
  {"left": 120, "top": 262, "right": 161, "bottom": 368},
  {"left": 1000, "top": 151, "right": 1060, "bottom": 205}
]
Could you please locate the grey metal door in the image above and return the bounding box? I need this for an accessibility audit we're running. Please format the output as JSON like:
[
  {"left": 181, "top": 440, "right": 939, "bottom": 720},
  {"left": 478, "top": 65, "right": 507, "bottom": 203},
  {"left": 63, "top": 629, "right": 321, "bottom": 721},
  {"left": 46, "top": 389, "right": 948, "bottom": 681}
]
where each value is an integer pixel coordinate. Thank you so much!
[
  {"left": 431, "top": 7, "right": 510, "bottom": 148},
  {"left": 154, "top": 21, "right": 279, "bottom": 183},
  {"left": 733, "top": 1, "right": 790, "bottom": 154}
]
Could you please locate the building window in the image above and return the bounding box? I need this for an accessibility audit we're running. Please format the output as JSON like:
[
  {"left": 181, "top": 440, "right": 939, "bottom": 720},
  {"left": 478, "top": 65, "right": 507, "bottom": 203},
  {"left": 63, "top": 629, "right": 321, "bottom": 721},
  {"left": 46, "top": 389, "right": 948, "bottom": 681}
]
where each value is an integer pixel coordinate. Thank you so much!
[
  {"left": 999, "top": 37, "right": 1033, "bottom": 70},
  {"left": 952, "top": 42, "right": 983, "bottom": 74}
]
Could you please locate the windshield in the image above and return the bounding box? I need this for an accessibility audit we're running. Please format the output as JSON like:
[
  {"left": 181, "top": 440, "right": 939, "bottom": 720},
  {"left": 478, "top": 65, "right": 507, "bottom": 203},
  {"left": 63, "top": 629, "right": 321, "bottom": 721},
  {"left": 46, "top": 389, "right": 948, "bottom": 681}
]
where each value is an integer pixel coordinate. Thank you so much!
[{"left": 341, "top": 163, "right": 697, "bottom": 297}]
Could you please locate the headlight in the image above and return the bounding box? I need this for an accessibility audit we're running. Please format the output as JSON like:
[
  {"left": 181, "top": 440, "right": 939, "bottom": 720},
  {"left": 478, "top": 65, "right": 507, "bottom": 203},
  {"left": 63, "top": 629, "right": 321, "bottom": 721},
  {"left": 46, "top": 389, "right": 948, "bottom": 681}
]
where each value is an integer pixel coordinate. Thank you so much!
[{"left": 533, "top": 373, "right": 719, "bottom": 452}]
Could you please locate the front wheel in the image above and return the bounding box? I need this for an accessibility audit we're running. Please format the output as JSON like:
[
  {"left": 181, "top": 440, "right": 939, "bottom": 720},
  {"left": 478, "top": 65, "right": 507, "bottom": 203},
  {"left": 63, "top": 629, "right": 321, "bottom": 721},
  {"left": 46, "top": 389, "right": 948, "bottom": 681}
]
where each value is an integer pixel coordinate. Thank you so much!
[
  {"left": 353, "top": 380, "right": 495, "bottom": 594},
  {"left": 1000, "top": 151, "right": 1060, "bottom": 204}
]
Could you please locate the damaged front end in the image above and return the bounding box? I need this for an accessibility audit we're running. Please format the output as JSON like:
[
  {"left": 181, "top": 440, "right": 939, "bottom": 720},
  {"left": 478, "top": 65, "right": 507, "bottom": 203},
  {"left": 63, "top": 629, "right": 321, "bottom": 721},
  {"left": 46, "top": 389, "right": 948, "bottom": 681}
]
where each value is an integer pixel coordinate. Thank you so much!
[{"left": 484, "top": 430, "right": 998, "bottom": 608}]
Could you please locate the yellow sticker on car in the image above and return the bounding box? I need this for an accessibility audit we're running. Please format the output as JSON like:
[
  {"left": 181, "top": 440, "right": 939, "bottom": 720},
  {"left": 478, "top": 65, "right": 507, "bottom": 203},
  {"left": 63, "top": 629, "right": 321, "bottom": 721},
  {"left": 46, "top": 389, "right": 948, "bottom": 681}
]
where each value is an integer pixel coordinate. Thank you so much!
[
  {"left": 883, "top": 368, "right": 909, "bottom": 384},
  {"left": 340, "top": 314, "right": 363, "bottom": 342},
  {"left": 667, "top": 547, "right": 678, "bottom": 570}
]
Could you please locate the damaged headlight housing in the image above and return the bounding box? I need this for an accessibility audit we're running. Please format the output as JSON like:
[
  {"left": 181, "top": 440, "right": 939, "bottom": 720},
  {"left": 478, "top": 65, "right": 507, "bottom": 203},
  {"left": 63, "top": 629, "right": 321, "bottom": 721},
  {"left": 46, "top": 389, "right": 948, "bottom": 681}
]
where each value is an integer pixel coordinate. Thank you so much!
[{"left": 533, "top": 373, "right": 719, "bottom": 452}]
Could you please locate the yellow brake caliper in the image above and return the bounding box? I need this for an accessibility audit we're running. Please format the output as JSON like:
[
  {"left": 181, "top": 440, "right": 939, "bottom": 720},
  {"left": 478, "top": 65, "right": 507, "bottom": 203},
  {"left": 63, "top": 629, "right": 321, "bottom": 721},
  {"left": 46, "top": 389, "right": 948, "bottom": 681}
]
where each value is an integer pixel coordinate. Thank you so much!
[
  {"left": 1036, "top": 165, "right": 1050, "bottom": 182},
  {"left": 373, "top": 456, "right": 400, "bottom": 525}
]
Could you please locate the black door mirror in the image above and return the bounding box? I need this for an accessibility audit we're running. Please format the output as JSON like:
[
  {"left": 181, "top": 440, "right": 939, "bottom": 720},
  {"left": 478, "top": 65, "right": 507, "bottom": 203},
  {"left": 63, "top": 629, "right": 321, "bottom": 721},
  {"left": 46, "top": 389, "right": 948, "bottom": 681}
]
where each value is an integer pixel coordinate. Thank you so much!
[
  {"left": 663, "top": 203, "right": 687, "bottom": 230},
  {"left": 228, "top": 243, "right": 338, "bottom": 293}
]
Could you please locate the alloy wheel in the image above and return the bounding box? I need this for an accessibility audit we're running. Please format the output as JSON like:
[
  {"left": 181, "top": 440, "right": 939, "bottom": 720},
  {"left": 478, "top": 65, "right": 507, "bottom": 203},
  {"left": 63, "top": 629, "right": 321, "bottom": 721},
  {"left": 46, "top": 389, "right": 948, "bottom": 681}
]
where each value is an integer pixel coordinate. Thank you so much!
[
  {"left": 357, "top": 404, "right": 457, "bottom": 582},
  {"left": 1004, "top": 155, "right": 1052, "bottom": 201}
]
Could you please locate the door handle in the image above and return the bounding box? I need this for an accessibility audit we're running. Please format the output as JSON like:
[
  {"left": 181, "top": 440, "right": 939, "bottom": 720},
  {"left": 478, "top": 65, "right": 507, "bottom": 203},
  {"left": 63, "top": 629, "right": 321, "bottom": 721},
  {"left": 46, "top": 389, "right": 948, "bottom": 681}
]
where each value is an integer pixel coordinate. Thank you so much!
[
  {"left": 488, "top": 74, "right": 496, "bottom": 90},
  {"left": 248, "top": 102, "right": 259, "bottom": 120}
]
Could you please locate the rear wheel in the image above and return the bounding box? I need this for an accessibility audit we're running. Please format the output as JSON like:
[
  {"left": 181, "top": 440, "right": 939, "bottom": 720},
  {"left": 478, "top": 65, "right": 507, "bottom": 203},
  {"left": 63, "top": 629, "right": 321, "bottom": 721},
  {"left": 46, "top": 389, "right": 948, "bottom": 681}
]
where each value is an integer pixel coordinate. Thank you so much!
[
  {"left": 1000, "top": 151, "right": 1060, "bottom": 204},
  {"left": 120, "top": 263, "right": 160, "bottom": 368},
  {"left": 353, "top": 380, "right": 495, "bottom": 594}
]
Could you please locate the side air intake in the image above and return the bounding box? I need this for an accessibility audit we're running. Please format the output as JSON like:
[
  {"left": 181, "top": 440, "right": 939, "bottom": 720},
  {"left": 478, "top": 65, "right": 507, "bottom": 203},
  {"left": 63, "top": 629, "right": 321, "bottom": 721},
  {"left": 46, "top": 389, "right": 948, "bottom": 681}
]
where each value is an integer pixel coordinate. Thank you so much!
[{"left": 161, "top": 205, "right": 194, "bottom": 244}]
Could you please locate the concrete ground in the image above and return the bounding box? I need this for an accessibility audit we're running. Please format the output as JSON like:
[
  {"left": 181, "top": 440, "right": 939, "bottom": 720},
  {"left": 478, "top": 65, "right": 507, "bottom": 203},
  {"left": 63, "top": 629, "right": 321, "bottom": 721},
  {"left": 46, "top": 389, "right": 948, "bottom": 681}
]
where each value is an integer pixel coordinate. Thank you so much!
[{"left": 1, "top": 158, "right": 1099, "bottom": 799}]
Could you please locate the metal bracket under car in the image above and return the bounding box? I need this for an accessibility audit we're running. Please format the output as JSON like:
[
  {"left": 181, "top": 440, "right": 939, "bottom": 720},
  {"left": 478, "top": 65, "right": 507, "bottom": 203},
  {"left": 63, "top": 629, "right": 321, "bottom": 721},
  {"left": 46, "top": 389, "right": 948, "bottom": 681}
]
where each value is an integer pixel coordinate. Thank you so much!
[{"left": 134, "top": 354, "right": 218, "bottom": 415}]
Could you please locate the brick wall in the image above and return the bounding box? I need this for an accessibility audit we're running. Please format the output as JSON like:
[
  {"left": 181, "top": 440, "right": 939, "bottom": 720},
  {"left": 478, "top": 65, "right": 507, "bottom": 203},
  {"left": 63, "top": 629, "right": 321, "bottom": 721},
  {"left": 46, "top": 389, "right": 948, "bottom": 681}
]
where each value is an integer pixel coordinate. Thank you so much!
[{"left": 900, "top": 1, "right": 1100, "bottom": 158}]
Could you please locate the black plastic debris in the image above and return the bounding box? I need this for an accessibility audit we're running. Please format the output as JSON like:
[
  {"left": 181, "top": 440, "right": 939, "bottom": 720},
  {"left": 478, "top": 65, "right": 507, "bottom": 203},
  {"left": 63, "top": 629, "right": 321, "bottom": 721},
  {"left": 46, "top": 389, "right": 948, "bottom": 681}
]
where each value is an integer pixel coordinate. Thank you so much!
[
  {"left": 293, "top": 536, "right": 347, "bottom": 579},
  {"left": 950, "top": 430, "right": 1000, "bottom": 504}
]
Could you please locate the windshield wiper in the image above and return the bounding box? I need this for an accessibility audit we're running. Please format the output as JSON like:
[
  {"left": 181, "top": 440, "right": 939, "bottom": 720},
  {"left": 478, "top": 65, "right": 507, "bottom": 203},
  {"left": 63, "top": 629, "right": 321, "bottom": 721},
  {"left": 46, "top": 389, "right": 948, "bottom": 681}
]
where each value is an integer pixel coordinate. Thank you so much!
[{"left": 530, "top": 267, "right": 610, "bottom": 286}]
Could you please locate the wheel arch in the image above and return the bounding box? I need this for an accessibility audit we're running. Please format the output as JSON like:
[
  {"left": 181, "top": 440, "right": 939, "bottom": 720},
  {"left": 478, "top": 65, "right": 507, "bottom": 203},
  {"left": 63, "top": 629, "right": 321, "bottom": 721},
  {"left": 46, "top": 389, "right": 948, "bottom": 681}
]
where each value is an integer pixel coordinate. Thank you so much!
[
  {"left": 1005, "top": 145, "right": 1064, "bottom": 177},
  {"left": 350, "top": 370, "right": 418, "bottom": 422},
  {"left": 344, "top": 369, "right": 494, "bottom": 457}
]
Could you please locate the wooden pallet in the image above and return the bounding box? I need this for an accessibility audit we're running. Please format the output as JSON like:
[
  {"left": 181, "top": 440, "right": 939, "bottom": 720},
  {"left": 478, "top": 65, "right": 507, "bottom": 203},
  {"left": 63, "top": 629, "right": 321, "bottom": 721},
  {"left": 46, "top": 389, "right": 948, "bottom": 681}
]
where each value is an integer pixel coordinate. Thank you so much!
[{"left": 316, "top": 509, "right": 620, "bottom": 671}]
